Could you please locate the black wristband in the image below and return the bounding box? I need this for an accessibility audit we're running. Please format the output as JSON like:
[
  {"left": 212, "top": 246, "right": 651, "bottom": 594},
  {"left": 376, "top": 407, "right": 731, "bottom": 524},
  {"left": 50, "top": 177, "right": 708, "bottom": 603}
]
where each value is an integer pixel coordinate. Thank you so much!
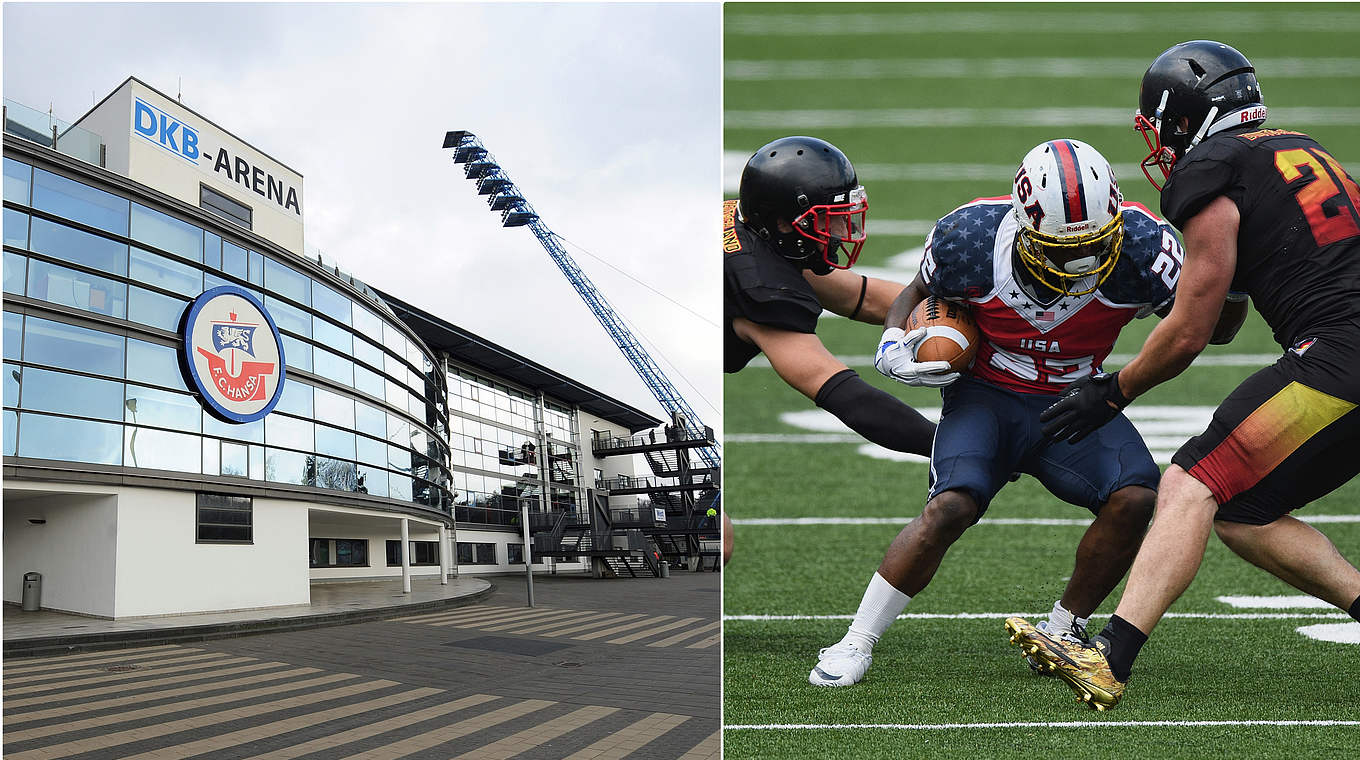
[
  {"left": 847, "top": 275, "right": 869, "bottom": 321},
  {"left": 814, "top": 369, "right": 935, "bottom": 456}
]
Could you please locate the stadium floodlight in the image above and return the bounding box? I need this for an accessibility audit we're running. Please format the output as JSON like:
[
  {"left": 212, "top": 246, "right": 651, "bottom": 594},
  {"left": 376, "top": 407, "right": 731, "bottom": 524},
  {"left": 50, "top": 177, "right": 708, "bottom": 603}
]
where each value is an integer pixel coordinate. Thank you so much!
[
  {"left": 478, "top": 178, "right": 510, "bottom": 196},
  {"left": 464, "top": 160, "right": 497, "bottom": 179},
  {"left": 489, "top": 193, "right": 525, "bottom": 211},
  {"left": 442, "top": 130, "right": 469, "bottom": 149},
  {"left": 502, "top": 210, "right": 537, "bottom": 227}
]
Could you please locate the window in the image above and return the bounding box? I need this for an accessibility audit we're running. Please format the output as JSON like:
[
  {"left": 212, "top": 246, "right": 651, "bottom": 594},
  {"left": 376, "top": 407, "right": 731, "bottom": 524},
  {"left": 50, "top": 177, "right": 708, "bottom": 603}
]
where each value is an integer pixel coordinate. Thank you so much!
[
  {"left": 263, "top": 296, "right": 311, "bottom": 338},
  {"left": 127, "top": 287, "right": 188, "bottom": 331},
  {"left": 25, "top": 259, "right": 126, "bottom": 319},
  {"left": 311, "top": 282, "right": 352, "bottom": 326},
  {"left": 130, "top": 246, "right": 202, "bottom": 295},
  {"left": 508, "top": 543, "right": 525, "bottom": 565},
  {"left": 131, "top": 203, "right": 201, "bottom": 262},
  {"left": 32, "top": 168, "right": 129, "bottom": 235},
  {"left": 4, "top": 157, "right": 32, "bottom": 204},
  {"left": 197, "top": 493, "right": 252, "bottom": 543},
  {"left": 200, "top": 184, "right": 252, "bottom": 230},
  {"left": 311, "top": 538, "right": 368, "bottom": 568},
  {"left": 126, "top": 426, "right": 201, "bottom": 473},
  {"left": 4, "top": 208, "right": 28, "bottom": 249},
  {"left": 312, "top": 317, "right": 352, "bottom": 356},
  {"left": 22, "top": 315, "right": 125, "bottom": 377},
  {"left": 280, "top": 334, "right": 312, "bottom": 372},
  {"left": 386, "top": 539, "right": 440, "bottom": 566},
  {"left": 29, "top": 217, "right": 128, "bottom": 276},
  {"left": 221, "top": 240, "right": 248, "bottom": 280},
  {"left": 4, "top": 251, "right": 27, "bottom": 295},
  {"left": 127, "top": 339, "right": 189, "bottom": 391},
  {"left": 456, "top": 542, "right": 498, "bottom": 565},
  {"left": 264, "top": 258, "right": 310, "bottom": 306},
  {"left": 17, "top": 412, "right": 122, "bottom": 464},
  {"left": 17, "top": 367, "right": 122, "bottom": 420}
]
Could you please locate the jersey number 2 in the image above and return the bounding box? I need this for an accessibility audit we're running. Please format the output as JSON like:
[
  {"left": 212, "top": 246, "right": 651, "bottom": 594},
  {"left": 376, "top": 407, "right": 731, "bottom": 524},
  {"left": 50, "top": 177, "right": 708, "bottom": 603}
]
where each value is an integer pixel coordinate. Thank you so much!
[{"left": 1273, "top": 147, "right": 1360, "bottom": 247}]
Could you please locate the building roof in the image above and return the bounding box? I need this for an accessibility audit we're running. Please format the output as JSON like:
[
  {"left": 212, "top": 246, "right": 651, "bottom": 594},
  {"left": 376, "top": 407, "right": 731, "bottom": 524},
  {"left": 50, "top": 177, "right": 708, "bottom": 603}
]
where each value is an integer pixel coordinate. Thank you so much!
[{"left": 376, "top": 289, "right": 663, "bottom": 433}]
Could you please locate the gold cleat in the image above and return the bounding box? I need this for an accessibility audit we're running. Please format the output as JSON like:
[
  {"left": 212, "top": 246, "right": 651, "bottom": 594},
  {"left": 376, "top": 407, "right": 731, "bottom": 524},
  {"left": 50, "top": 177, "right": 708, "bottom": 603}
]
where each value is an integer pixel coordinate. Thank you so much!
[{"left": 1004, "top": 617, "right": 1125, "bottom": 710}]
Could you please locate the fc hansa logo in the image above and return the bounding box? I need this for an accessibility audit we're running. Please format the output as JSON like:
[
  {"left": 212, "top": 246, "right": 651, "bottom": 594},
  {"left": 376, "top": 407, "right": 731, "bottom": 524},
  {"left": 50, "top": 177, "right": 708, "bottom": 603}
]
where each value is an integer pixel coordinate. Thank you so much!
[{"left": 181, "top": 286, "right": 286, "bottom": 423}]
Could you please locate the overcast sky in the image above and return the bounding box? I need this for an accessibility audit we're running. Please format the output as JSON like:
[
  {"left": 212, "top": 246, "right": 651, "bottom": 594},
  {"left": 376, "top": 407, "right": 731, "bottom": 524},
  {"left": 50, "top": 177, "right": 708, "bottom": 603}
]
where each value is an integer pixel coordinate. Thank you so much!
[{"left": 2, "top": 2, "right": 722, "bottom": 433}]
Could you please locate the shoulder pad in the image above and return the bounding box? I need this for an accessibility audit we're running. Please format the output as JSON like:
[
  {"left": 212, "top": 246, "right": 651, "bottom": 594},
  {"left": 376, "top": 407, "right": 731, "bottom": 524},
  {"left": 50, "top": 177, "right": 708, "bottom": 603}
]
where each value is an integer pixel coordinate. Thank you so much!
[
  {"left": 921, "top": 200, "right": 1005, "bottom": 300},
  {"left": 1100, "top": 204, "right": 1179, "bottom": 308},
  {"left": 724, "top": 245, "right": 821, "bottom": 334}
]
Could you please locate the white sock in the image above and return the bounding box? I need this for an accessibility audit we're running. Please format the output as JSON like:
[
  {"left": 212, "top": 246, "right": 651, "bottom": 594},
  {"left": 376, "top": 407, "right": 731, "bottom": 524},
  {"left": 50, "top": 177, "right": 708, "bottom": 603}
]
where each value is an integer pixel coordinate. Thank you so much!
[
  {"left": 1047, "top": 600, "right": 1089, "bottom": 638},
  {"left": 843, "top": 572, "right": 912, "bottom": 651}
]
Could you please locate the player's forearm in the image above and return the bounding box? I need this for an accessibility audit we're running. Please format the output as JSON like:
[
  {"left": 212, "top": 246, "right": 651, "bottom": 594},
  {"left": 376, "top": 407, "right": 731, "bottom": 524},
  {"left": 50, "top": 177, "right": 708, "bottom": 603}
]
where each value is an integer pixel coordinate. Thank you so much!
[
  {"left": 814, "top": 369, "right": 935, "bottom": 455},
  {"left": 852, "top": 277, "right": 908, "bottom": 325},
  {"left": 1117, "top": 317, "right": 1205, "bottom": 399},
  {"left": 883, "top": 274, "right": 929, "bottom": 329}
]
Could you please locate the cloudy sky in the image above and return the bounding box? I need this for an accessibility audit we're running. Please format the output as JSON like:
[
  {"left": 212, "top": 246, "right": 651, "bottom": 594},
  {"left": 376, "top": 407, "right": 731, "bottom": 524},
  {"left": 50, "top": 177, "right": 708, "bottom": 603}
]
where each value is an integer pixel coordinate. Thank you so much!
[{"left": 3, "top": 2, "right": 722, "bottom": 432}]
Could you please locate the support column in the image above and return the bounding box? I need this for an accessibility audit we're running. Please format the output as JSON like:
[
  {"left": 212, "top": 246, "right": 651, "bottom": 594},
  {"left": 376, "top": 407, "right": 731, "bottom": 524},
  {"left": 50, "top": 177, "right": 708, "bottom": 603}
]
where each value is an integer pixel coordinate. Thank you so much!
[
  {"left": 439, "top": 524, "right": 450, "bottom": 585},
  {"left": 400, "top": 517, "right": 411, "bottom": 594}
]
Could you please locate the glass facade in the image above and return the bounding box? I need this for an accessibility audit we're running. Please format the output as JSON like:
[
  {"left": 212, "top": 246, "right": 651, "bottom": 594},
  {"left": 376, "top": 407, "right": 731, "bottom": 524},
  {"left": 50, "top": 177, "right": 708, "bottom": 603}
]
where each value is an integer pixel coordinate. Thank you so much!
[
  {"left": 445, "top": 366, "right": 582, "bottom": 526},
  {"left": 2, "top": 154, "right": 452, "bottom": 517}
]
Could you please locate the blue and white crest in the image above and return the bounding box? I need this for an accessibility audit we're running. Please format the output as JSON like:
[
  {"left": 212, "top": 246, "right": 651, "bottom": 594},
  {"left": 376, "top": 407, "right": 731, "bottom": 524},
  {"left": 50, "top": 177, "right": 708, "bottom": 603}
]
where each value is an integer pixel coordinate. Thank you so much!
[{"left": 212, "top": 323, "right": 257, "bottom": 356}]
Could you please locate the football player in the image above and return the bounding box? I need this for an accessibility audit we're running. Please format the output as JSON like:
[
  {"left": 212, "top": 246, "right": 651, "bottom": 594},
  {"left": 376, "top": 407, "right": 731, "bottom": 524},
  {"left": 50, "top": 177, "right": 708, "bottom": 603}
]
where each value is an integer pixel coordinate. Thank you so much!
[
  {"left": 725, "top": 136, "right": 937, "bottom": 454},
  {"left": 812, "top": 138, "right": 1230, "bottom": 688},
  {"left": 1012, "top": 40, "right": 1360, "bottom": 711}
]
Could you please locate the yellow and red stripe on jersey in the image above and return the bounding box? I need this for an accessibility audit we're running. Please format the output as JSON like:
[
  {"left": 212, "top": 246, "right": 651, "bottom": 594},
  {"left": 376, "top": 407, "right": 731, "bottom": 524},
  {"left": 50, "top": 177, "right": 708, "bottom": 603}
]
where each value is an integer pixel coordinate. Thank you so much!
[{"left": 1189, "top": 381, "right": 1356, "bottom": 504}]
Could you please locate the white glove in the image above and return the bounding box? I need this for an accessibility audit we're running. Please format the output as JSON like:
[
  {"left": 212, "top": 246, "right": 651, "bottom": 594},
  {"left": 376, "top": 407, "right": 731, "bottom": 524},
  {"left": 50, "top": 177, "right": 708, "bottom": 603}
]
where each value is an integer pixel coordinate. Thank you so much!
[{"left": 874, "top": 327, "right": 960, "bottom": 388}]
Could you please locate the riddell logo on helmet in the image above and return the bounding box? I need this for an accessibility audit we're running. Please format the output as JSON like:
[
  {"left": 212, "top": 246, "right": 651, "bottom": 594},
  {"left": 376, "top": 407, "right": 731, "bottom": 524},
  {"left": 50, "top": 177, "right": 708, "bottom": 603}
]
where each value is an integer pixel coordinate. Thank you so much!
[{"left": 1239, "top": 106, "right": 1267, "bottom": 123}]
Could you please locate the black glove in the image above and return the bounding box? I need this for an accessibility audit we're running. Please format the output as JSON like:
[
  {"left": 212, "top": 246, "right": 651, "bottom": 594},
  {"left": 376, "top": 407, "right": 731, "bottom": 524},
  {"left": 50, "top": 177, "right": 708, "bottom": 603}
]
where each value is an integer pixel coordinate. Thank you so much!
[{"left": 1040, "top": 371, "right": 1131, "bottom": 444}]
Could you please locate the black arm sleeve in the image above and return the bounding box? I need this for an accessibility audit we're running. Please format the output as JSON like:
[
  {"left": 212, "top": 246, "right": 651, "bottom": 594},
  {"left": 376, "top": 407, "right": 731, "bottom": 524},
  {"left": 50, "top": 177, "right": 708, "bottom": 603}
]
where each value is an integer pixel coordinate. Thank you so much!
[{"left": 813, "top": 369, "right": 935, "bottom": 456}]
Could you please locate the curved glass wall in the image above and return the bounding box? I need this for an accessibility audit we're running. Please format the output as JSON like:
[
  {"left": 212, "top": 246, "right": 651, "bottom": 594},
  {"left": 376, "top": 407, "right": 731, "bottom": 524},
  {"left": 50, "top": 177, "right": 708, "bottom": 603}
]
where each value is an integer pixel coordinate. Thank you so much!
[
  {"left": 2, "top": 154, "right": 452, "bottom": 515},
  {"left": 445, "top": 366, "right": 581, "bottom": 525}
]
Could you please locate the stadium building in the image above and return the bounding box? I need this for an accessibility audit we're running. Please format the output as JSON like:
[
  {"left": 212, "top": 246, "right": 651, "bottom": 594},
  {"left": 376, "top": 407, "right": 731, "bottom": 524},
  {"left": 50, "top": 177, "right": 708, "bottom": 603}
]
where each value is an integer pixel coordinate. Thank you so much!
[{"left": 0, "top": 77, "right": 706, "bottom": 620}]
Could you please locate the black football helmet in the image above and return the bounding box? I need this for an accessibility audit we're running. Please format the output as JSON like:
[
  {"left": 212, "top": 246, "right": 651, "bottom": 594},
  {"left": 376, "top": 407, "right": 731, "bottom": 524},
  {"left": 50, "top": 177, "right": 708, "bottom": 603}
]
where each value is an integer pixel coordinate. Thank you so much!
[
  {"left": 738, "top": 136, "right": 868, "bottom": 274},
  {"left": 1135, "top": 41, "right": 1266, "bottom": 190}
]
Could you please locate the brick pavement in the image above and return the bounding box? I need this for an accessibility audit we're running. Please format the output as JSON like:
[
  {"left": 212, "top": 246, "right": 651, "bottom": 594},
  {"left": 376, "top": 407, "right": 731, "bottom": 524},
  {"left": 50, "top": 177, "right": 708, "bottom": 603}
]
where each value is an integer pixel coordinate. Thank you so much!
[{"left": 2, "top": 572, "right": 721, "bottom": 759}]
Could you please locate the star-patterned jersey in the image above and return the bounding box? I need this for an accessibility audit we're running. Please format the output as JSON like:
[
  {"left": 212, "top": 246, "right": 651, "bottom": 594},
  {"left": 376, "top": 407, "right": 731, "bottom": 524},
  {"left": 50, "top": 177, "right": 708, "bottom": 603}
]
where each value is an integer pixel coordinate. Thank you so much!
[{"left": 920, "top": 197, "right": 1180, "bottom": 395}]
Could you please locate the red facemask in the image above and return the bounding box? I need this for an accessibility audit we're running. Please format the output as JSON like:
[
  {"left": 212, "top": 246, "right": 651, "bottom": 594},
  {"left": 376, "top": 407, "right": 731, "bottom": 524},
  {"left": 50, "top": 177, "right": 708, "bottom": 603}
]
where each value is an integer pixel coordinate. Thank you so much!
[
  {"left": 1135, "top": 112, "right": 1176, "bottom": 192},
  {"left": 791, "top": 186, "right": 868, "bottom": 269}
]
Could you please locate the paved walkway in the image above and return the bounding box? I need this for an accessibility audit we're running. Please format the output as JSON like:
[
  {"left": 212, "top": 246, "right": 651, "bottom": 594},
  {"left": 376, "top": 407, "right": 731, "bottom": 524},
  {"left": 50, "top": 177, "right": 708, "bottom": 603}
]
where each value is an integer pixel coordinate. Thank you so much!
[
  {"left": 3, "top": 576, "right": 493, "bottom": 657},
  {"left": 1, "top": 572, "right": 721, "bottom": 759}
]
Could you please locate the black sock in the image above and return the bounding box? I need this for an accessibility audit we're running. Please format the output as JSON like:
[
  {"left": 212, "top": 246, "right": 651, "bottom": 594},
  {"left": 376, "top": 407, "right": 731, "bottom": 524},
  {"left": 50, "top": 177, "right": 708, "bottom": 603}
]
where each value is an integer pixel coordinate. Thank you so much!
[
  {"left": 1349, "top": 595, "right": 1360, "bottom": 623},
  {"left": 1095, "top": 614, "right": 1148, "bottom": 683}
]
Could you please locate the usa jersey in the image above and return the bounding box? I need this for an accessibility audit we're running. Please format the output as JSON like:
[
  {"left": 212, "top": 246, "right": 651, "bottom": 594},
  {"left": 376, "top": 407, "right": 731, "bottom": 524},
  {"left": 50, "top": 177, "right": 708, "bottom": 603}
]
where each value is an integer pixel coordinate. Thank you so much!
[{"left": 920, "top": 198, "right": 1180, "bottom": 395}]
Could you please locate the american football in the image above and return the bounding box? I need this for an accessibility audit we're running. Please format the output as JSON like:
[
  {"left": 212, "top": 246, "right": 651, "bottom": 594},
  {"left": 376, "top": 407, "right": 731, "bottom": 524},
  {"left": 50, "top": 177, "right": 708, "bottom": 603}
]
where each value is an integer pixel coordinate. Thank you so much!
[{"left": 906, "top": 296, "right": 978, "bottom": 371}]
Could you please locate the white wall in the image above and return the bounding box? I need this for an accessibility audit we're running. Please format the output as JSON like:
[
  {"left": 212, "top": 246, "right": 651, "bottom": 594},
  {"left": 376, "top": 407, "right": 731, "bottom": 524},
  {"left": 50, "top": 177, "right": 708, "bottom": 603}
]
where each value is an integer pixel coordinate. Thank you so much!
[
  {"left": 454, "top": 527, "right": 585, "bottom": 576},
  {"left": 3, "top": 491, "right": 118, "bottom": 617},
  {"left": 113, "top": 490, "right": 311, "bottom": 617},
  {"left": 308, "top": 514, "right": 443, "bottom": 581}
]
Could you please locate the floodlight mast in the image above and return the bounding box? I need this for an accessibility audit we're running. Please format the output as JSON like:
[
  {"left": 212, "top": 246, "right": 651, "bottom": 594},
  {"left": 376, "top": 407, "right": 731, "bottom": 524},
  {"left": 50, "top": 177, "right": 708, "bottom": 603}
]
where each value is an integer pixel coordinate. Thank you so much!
[{"left": 441, "top": 131, "right": 720, "bottom": 471}]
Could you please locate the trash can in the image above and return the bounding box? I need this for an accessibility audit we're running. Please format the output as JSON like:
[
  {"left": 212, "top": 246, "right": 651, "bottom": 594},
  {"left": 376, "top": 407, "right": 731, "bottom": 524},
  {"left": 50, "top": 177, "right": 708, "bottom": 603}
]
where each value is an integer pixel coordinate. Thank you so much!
[
  {"left": 660, "top": 561, "right": 671, "bottom": 578},
  {"left": 21, "top": 572, "right": 42, "bottom": 611}
]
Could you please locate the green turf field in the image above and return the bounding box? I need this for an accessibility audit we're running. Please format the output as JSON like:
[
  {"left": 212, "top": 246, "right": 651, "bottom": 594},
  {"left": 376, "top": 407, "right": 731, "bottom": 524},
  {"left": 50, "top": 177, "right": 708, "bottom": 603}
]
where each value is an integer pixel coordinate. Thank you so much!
[{"left": 722, "top": 4, "right": 1360, "bottom": 757}]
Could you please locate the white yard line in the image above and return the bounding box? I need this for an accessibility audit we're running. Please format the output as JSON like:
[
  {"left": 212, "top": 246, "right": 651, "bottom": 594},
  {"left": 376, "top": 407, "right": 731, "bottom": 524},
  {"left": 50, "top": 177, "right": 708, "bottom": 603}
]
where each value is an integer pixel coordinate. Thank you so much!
[
  {"left": 726, "top": 12, "right": 1360, "bottom": 36},
  {"left": 726, "top": 107, "right": 1360, "bottom": 130},
  {"left": 726, "top": 719, "right": 1360, "bottom": 731},
  {"left": 725, "top": 612, "right": 1352, "bottom": 622},
  {"left": 731, "top": 515, "right": 1360, "bottom": 527},
  {"left": 726, "top": 57, "right": 1360, "bottom": 80}
]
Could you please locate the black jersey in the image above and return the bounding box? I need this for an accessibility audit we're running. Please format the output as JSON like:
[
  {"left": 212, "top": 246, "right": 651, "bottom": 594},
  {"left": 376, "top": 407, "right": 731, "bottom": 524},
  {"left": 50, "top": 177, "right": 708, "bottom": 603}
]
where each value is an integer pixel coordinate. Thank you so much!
[
  {"left": 1161, "top": 126, "right": 1360, "bottom": 349},
  {"left": 723, "top": 199, "right": 822, "bottom": 373}
]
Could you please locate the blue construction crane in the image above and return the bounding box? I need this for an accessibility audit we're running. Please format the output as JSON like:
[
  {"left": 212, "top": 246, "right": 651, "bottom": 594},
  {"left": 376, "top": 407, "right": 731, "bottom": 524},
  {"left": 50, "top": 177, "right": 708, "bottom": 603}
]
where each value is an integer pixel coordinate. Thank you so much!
[{"left": 441, "top": 131, "right": 720, "bottom": 471}]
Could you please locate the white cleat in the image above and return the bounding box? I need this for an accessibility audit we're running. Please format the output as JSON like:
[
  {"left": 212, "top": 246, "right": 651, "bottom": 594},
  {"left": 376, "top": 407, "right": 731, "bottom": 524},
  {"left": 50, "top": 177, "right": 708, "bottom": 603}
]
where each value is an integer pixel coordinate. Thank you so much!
[{"left": 809, "top": 641, "right": 872, "bottom": 687}]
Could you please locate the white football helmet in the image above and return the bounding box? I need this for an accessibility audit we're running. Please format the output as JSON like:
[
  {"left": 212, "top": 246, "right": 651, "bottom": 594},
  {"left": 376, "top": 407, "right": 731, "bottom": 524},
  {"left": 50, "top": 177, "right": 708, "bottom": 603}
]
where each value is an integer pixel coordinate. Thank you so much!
[{"left": 1010, "top": 139, "right": 1124, "bottom": 296}]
